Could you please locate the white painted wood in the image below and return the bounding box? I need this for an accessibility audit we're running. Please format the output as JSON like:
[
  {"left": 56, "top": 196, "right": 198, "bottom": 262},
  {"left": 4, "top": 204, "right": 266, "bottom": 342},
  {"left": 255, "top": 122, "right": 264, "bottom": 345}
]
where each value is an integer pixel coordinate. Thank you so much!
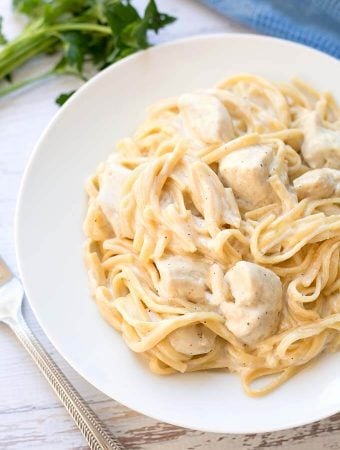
[{"left": 0, "top": 1, "right": 338, "bottom": 448}]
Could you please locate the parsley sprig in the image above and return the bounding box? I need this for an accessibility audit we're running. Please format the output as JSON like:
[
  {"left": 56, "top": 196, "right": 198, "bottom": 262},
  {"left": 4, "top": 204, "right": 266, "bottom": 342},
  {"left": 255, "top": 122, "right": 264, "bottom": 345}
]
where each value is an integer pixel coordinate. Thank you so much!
[{"left": 0, "top": 0, "right": 176, "bottom": 104}]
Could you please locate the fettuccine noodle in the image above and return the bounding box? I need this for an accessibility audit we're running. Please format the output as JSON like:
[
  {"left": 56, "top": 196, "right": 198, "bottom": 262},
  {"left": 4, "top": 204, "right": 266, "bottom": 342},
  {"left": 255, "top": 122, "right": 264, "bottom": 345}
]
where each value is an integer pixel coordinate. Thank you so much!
[{"left": 84, "top": 74, "right": 340, "bottom": 396}]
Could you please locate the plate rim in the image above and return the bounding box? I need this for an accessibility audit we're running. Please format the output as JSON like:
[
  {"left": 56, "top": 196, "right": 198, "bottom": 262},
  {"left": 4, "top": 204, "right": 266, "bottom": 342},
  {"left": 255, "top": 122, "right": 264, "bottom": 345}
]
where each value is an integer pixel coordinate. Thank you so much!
[{"left": 15, "top": 32, "right": 340, "bottom": 434}]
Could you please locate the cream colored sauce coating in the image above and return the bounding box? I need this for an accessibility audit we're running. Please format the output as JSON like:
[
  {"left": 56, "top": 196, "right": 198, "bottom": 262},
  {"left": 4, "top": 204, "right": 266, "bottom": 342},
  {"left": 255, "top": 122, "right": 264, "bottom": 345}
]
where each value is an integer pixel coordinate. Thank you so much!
[
  {"left": 169, "top": 324, "right": 216, "bottom": 356},
  {"left": 85, "top": 74, "right": 340, "bottom": 395},
  {"left": 95, "top": 86, "right": 340, "bottom": 350},
  {"left": 299, "top": 111, "right": 340, "bottom": 169},
  {"left": 156, "top": 255, "right": 210, "bottom": 304},
  {"left": 293, "top": 168, "right": 340, "bottom": 199},
  {"left": 178, "top": 93, "right": 235, "bottom": 144},
  {"left": 97, "top": 161, "right": 131, "bottom": 237},
  {"left": 219, "top": 145, "right": 278, "bottom": 210},
  {"left": 221, "top": 261, "right": 282, "bottom": 345}
]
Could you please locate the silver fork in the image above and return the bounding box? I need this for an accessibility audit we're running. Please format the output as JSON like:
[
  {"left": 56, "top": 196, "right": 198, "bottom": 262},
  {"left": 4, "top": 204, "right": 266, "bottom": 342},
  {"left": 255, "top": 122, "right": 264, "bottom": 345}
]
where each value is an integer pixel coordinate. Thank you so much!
[{"left": 0, "top": 257, "right": 125, "bottom": 450}]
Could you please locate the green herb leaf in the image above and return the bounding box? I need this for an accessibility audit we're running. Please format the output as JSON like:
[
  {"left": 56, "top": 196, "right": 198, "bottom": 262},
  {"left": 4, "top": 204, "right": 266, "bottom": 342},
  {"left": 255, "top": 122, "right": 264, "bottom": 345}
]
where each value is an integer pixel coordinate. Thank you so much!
[
  {"left": 103, "top": 0, "right": 140, "bottom": 44},
  {"left": 59, "top": 31, "right": 88, "bottom": 73},
  {"left": 43, "top": 0, "right": 93, "bottom": 24},
  {"left": 55, "top": 89, "right": 75, "bottom": 106},
  {"left": 120, "top": 19, "right": 148, "bottom": 49},
  {"left": 120, "top": 0, "right": 175, "bottom": 49},
  {"left": 53, "top": 56, "right": 85, "bottom": 79},
  {"left": 0, "top": 0, "right": 176, "bottom": 102},
  {"left": 144, "top": 0, "right": 176, "bottom": 33}
]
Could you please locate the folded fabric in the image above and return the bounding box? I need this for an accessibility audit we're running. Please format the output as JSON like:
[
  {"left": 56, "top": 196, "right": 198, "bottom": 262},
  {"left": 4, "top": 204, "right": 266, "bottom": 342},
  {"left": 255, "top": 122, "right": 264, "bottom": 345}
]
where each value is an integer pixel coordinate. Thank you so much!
[{"left": 200, "top": 0, "right": 340, "bottom": 58}]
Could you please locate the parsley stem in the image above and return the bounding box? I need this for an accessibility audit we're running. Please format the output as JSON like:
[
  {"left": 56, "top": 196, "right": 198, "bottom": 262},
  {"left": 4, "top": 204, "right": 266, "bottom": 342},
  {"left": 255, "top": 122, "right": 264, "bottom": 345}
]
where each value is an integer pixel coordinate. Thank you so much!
[
  {"left": 0, "top": 0, "right": 176, "bottom": 102},
  {"left": 0, "top": 23, "right": 111, "bottom": 80},
  {"left": 0, "top": 69, "right": 55, "bottom": 97},
  {"left": 51, "top": 23, "right": 112, "bottom": 35},
  {"left": 0, "top": 36, "right": 57, "bottom": 79}
]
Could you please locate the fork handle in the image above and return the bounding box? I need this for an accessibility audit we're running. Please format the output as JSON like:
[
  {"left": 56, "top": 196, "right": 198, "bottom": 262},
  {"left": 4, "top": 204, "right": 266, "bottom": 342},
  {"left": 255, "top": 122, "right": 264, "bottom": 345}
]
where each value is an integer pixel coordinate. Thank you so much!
[{"left": 8, "top": 313, "right": 125, "bottom": 450}]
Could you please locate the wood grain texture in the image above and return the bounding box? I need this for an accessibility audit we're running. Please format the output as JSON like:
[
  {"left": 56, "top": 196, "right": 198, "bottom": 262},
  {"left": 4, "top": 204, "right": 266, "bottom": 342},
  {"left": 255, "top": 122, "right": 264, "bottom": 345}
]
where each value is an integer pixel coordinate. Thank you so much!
[{"left": 0, "top": 1, "right": 339, "bottom": 448}]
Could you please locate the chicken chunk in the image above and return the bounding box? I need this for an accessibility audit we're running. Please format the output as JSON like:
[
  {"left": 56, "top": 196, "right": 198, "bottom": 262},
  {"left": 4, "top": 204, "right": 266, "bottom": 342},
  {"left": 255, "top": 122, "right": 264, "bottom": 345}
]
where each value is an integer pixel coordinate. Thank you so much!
[
  {"left": 299, "top": 111, "right": 340, "bottom": 169},
  {"left": 178, "top": 93, "right": 234, "bottom": 144},
  {"left": 219, "top": 145, "right": 277, "bottom": 210},
  {"left": 220, "top": 261, "right": 282, "bottom": 345},
  {"left": 156, "top": 255, "right": 209, "bottom": 303},
  {"left": 293, "top": 168, "right": 340, "bottom": 200},
  {"left": 190, "top": 160, "right": 241, "bottom": 232},
  {"left": 97, "top": 161, "right": 131, "bottom": 236},
  {"left": 168, "top": 324, "right": 216, "bottom": 356}
]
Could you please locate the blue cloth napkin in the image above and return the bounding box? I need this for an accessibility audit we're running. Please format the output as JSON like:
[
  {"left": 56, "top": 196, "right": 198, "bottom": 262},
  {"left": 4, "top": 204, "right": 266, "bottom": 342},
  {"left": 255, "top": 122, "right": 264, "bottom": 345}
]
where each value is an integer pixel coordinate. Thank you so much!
[{"left": 200, "top": 0, "right": 340, "bottom": 59}]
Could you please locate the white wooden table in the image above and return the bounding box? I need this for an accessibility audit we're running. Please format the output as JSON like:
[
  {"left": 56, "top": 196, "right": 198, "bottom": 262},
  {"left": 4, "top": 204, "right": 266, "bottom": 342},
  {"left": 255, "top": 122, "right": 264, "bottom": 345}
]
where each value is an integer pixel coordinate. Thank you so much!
[{"left": 0, "top": 1, "right": 339, "bottom": 448}]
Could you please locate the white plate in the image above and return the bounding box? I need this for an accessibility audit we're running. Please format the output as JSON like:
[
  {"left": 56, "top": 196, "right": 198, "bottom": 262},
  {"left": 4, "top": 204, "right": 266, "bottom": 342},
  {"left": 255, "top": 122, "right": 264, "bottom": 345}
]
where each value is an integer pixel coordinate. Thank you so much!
[{"left": 16, "top": 34, "right": 340, "bottom": 434}]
